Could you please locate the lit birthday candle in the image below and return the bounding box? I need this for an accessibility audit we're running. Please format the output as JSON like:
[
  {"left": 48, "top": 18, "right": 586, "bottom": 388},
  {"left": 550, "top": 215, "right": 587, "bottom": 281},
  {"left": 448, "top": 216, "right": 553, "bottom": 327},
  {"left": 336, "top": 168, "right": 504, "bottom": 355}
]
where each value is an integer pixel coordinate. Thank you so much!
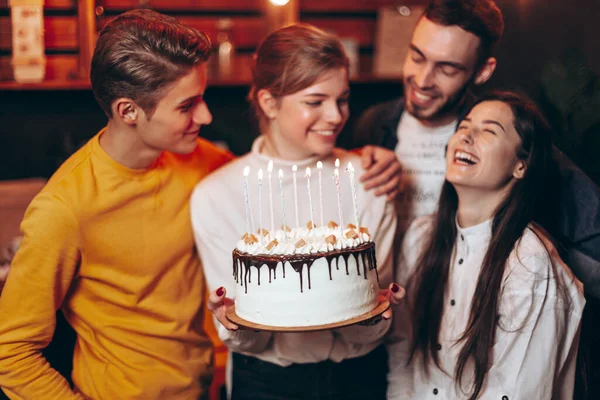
[
  {"left": 278, "top": 169, "right": 287, "bottom": 244},
  {"left": 267, "top": 160, "right": 275, "bottom": 234},
  {"left": 279, "top": 170, "right": 287, "bottom": 244},
  {"left": 243, "top": 166, "right": 252, "bottom": 234},
  {"left": 333, "top": 159, "right": 344, "bottom": 238},
  {"left": 347, "top": 162, "right": 360, "bottom": 231},
  {"left": 292, "top": 164, "right": 299, "bottom": 229},
  {"left": 317, "top": 161, "right": 324, "bottom": 228},
  {"left": 306, "top": 167, "right": 316, "bottom": 239},
  {"left": 258, "top": 169, "right": 264, "bottom": 245}
]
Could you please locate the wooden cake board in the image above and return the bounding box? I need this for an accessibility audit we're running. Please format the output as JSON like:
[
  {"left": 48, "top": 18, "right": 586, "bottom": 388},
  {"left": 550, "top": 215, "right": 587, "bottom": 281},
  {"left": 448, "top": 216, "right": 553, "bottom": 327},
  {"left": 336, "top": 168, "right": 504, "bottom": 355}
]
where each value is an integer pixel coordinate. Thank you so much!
[{"left": 226, "top": 297, "right": 390, "bottom": 333}]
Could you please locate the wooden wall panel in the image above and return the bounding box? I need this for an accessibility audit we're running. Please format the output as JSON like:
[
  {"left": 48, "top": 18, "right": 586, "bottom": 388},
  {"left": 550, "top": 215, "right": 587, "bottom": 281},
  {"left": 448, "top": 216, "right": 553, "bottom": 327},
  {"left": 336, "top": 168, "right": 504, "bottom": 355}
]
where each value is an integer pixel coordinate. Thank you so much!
[
  {"left": 300, "top": 0, "right": 425, "bottom": 12},
  {"left": 44, "top": 17, "right": 78, "bottom": 50},
  {"left": 300, "top": 1, "right": 428, "bottom": 51},
  {"left": 178, "top": 17, "right": 265, "bottom": 49},
  {"left": 0, "top": 0, "right": 75, "bottom": 9},
  {"left": 302, "top": 18, "right": 375, "bottom": 48},
  {"left": 0, "top": 16, "right": 8, "bottom": 49},
  {"left": 97, "top": 16, "right": 265, "bottom": 50},
  {"left": 0, "top": 16, "right": 78, "bottom": 51},
  {"left": 100, "top": 0, "right": 262, "bottom": 11},
  {"left": 0, "top": 55, "right": 78, "bottom": 81}
]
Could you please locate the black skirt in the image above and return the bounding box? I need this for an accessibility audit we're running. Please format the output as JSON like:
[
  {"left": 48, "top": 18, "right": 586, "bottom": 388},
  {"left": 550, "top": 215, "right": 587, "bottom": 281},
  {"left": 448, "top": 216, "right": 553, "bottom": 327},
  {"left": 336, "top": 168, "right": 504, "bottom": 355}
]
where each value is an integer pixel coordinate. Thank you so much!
[{"left": 231, "top": 344, "right": 388, "bottom": 400}]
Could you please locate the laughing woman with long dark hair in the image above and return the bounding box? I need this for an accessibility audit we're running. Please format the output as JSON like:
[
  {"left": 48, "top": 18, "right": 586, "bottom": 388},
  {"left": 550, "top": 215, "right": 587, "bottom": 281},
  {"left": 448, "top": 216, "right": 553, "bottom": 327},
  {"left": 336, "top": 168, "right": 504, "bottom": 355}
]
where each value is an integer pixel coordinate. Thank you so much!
[{"left": 387, "top": 91, "right": 586, "bottom": 400}]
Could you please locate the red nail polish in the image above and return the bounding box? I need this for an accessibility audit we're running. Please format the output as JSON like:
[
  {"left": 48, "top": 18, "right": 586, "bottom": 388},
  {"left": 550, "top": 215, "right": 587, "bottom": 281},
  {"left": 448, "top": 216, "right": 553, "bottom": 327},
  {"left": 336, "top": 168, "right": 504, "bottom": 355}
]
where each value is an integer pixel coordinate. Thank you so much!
[
  {"left": 391, "top": 283, "right": 399, "bottom": 293},
  {"left": 216, "top": 287, "right": 224, "bottom": 297}
]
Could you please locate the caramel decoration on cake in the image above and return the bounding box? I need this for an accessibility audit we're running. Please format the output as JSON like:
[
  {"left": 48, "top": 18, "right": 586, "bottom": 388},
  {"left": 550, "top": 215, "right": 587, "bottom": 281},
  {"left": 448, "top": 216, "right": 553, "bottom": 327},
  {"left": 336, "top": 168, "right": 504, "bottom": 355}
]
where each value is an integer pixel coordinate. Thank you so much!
[
  {"left": 257, "top": 228, "right": 269, "bottom": 237},
  {"left": 295, "top": 238, "right": 307, "bottom": 248},
  {"left": 359, "top": 227, "right": 371, "bottom": 239},
  {"left": 345, "top": 229, "right": 359, "bottom": 239},
  {"left": 325, "top": 234, "right": 337, "bottom": 245},
  {"left": 243, "top": 234, "right": 258, "bottom": 245}
]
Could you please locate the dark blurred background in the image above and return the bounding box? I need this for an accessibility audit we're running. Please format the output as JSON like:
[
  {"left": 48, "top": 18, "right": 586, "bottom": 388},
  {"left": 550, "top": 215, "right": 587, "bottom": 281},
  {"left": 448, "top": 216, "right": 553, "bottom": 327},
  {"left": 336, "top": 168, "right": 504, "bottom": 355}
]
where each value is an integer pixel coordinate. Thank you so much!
[{"left": 1, "top": 0, "right": 599, "bottom": 184}]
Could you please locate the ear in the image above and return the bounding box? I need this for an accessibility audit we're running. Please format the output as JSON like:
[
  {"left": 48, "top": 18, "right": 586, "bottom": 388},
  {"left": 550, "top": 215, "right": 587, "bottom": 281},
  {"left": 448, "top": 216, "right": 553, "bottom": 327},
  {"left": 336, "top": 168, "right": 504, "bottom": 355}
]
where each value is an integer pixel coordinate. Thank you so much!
[
  {"left": 113, "top": 98, "right": 139, "bottom": 126},
  {"left": 473, "top": 57, "right": 497, "bottom": 86},
  {"left": 257, "top": 89, "right": 279, "bottom": 120},
  {"left": 512, "top": 159, "right": 527, "bottom": 180}
]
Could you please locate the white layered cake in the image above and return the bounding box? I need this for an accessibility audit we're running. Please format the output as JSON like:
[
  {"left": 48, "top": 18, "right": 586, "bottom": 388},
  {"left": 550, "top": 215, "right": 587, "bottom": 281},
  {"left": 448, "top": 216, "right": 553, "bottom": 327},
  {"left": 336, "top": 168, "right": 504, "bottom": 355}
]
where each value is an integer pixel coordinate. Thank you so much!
[{"left": 232, "top": 222, "right": 379, "bottom": 327}]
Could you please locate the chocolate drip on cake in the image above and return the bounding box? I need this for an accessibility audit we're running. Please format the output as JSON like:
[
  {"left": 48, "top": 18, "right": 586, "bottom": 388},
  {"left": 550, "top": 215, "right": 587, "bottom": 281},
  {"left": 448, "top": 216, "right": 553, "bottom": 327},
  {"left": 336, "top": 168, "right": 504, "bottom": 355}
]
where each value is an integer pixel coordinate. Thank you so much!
[
  {"left": 341, "top": 253, "right": 351, "bottom": 276},
  {"left": 368, "top": 247, "right": 379, "bottom": 283},
  {"left": 289, "top": 260, "right": 312, "bottom": 292},
  {"left": 268, "top": 266, "right": 278, "bottom": 283},
  {"left": 232, "top": 242, "right": 377, "bottom": 294}
]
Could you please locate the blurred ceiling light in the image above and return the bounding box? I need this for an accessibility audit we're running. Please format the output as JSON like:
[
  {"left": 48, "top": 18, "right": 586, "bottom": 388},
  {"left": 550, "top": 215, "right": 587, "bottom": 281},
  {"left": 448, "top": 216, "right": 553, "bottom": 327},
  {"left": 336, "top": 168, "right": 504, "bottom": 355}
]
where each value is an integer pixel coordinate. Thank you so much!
[{"left": 269, "top": 0, "right": 290, "bottom": 6}]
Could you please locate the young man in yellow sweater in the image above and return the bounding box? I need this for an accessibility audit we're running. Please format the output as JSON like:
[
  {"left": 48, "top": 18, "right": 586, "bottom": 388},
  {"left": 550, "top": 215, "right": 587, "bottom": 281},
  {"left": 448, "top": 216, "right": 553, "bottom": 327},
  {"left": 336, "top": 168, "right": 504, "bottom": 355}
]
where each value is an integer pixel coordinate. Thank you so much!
[{"left": 0, "top": 10, "right": 233, "bottom": 400}]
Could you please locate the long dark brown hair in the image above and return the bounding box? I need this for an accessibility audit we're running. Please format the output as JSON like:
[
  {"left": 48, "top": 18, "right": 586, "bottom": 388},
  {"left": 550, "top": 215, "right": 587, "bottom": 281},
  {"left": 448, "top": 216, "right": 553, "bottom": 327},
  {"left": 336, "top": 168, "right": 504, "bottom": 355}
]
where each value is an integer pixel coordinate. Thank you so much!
[{"left": 408, "top": 91, "right": 555, "bottom": 399}]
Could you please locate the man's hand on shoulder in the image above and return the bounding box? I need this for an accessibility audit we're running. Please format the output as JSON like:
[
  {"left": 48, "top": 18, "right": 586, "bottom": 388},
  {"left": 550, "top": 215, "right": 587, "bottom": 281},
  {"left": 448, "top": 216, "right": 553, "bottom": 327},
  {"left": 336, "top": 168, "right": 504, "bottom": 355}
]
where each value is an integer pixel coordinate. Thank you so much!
[
  {"left": 0, "top": 263, "right": 9, "bottom": 293},
  {"left": 0, "top": 236, "right": 20, "bottom": 294},
  {"left": 359, "top": 145, "right": 402, "bottom": 201}
]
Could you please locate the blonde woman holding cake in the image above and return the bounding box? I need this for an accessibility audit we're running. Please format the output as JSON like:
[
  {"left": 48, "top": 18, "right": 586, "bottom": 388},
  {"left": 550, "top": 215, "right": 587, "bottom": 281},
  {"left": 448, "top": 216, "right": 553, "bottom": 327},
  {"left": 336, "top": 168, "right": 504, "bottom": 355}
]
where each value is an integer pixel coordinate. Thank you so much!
[
  {"left": 191, "top": 24, "right": 404, "bottom": 399},
  {"left": 387, "top": 91, "right": 586, "bottom": 400}
]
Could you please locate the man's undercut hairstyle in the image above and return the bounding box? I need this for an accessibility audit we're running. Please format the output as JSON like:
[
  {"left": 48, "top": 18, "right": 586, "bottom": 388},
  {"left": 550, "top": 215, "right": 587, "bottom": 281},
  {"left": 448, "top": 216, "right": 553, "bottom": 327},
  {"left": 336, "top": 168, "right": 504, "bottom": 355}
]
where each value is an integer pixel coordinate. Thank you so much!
[
  {"left": 424, "top": 0, "right": 504, "bottom": 67},
  {"left": 91, "top": 9, "right": 211, "bottom": 118}
]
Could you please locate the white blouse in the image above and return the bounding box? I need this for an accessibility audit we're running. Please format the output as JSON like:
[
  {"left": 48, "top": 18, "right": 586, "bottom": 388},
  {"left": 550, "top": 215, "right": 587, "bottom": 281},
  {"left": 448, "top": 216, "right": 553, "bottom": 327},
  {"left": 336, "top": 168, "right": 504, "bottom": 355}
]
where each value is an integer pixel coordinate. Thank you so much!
[
  {"left": 191, "top": 137, "right": 397, "bottom": 367},
  {"left": 387, "top": 216, "right": 585, "bottom": 400}
]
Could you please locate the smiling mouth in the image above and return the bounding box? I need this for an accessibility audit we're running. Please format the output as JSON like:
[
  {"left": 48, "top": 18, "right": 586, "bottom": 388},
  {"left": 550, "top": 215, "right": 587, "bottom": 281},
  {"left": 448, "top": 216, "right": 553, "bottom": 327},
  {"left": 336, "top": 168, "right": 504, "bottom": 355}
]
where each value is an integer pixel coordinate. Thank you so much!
[
  {"left": 406, "top": 79, "right": 439, "bottom": 104},
  {"left": 310, "top": 129, "right": 336, "bottom": 138},
  {"left": 454, "top": 150, "right": 479, "bottom": 165},
  {"left": 413, "top": 90, "right": 436, "bottom": 102}
]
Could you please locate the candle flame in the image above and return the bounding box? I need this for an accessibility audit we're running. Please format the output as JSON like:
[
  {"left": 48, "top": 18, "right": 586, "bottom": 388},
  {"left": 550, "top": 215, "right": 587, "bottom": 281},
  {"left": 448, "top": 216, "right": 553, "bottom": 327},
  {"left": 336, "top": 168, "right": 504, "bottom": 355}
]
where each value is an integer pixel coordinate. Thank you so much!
[
  {"left": 306, "top": 167, "right": 311, "bottom": 177},
  {"left": 347, "top": 162, "right": 354, "bottom": 172},
  {"left": 258, "top": 169, "right": 263, "bottom": 181},
  {"left": 278, "top": 169, "right": 283, "bottom": 178},
  {"left": 292, "top": 164, "right": 297, "bottom": 172},
  {"left": 268, "top": 160, "right": 273, "bottom": 173},
  {"left": 317, "top": 161, "right": 323, "bottom": 169},
  {"left": 243, "top": 166, "right": 250, "bottom": 177},
  {"left": 335, "top": 158, "right": 340, "bottom": 168}
]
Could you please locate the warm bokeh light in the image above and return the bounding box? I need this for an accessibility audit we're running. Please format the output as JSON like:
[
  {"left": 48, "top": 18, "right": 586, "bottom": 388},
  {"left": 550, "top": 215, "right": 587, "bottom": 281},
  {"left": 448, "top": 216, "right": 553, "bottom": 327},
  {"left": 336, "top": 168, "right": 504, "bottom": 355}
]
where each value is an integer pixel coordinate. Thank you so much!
[{"left": 269, "top": 0, "right": 290, "bottom": 6}]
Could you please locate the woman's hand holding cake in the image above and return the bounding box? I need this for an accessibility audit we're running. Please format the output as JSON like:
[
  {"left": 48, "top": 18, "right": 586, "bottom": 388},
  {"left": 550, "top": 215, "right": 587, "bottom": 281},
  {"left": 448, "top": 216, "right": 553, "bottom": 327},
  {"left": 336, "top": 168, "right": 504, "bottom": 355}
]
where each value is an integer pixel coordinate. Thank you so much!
[
  {"left": 380, "top": 283, "right": 406, "bottom": 320},
  {"left": 208, "top": 286, "right": 238, "bottom": 331}
]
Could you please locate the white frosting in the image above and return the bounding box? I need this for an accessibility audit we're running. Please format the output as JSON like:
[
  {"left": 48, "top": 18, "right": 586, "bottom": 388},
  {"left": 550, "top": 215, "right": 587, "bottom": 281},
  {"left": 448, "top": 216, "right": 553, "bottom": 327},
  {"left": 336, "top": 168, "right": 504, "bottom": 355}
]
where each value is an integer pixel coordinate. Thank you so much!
[
  {"left": 233, "top": 225, "right": 379, "bottom": 327},
  {"left": 236, "top": 225, "right": 372, "bottom": 255}
]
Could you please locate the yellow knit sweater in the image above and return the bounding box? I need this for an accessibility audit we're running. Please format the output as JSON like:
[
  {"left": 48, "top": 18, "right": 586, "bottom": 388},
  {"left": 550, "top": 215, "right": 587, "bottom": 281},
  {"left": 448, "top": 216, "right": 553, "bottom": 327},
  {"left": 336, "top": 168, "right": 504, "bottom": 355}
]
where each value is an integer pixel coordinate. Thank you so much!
[{"left": 0, "top": 131, "right": 233, "bottom": 399}]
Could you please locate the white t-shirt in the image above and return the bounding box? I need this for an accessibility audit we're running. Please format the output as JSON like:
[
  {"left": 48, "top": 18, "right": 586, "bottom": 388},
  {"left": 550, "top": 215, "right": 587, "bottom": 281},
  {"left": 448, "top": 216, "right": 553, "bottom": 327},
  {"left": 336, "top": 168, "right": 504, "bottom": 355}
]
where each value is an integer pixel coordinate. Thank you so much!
[{"left": 394, "top": 111, "right": 456, "bottom": 233}]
